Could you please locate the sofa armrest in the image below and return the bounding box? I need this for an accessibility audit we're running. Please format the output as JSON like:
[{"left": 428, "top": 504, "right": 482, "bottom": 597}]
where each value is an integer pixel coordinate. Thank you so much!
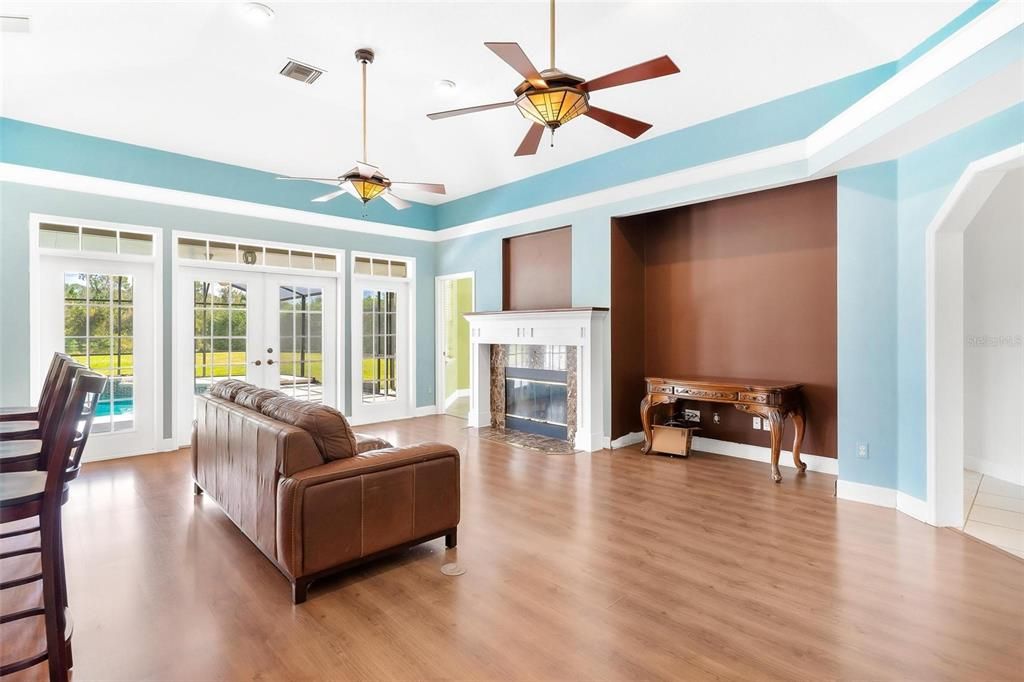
[{"left": 276, "top": 443, "right": 460, "bottom": 579}]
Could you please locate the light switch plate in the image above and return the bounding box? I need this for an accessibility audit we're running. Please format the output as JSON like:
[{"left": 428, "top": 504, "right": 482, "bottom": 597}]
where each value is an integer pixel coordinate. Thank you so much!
[
  {"left": 763, "top": 420, "right": 771, "bottom": 431},
  {"left": 752, "top": 416, "right": 761, "bottom": 430}
]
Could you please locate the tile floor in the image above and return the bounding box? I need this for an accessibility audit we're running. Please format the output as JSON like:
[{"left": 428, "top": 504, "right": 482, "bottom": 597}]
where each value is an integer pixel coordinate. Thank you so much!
[{"left": 963, "top": 469, "right": 1024, "bottom": 559}]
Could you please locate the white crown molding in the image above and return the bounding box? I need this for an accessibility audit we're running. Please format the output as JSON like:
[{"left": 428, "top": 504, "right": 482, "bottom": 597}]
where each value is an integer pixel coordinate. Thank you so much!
[
  {"left": 0, "top": 162, "right": 439, "bottom": 243},
  {"left": 806, "top": 0, "right": 1024, "bottom": 158}
]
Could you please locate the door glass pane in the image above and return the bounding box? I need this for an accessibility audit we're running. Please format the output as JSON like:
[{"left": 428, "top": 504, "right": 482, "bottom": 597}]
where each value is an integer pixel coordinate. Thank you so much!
[
  {"left": 361, "top": 289, "right": 397, "bottom": 403},
  {"left": 64, "top": 272, "right": 135, "bottom": 433},
  {"left": 193, "top": 281, "right": 247, "bottom": 394},
  {"left": 278, "top": 285, "right": 324, "bottom": 402}
]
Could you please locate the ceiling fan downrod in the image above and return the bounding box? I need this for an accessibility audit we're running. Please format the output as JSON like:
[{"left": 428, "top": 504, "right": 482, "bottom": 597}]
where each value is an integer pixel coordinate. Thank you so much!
[{"left": 355, "top": 48, "right": 375, "bottom": 164}]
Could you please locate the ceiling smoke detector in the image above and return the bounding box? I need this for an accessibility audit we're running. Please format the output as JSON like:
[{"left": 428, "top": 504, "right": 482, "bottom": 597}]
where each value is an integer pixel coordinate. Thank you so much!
[{"left": 279, "top": 59, "right": 323, "bottom": 85}]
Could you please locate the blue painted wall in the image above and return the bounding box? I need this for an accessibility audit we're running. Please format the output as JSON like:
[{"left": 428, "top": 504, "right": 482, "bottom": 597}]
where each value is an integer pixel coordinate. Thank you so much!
[
  {"left": 837, "top": 162, "right": 899, "bottom": 488},
  {"left": 0, "top": 182, "right": 439, "bottom": 438},
  {"left": 894, "top": 102, "right": 1024, "bottom": 498}
]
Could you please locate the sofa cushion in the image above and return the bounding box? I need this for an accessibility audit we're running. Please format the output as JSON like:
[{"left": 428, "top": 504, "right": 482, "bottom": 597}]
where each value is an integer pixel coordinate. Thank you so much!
[
  {"left": 260, "top": 397, "right": 359, "bottom": 460},
  {"left": 354, "top": 433, "right": 393, "bottom": 454},
  {"left": 234, "top": 386, "right": 285, "bottom": 412},
  {"left": 207, "top": 379, "right": 251, "bottom": 401}
]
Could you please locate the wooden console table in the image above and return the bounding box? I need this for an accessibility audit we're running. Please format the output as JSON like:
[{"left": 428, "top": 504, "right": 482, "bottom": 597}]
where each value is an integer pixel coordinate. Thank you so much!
[{"left": 640, "top": 377, "right": 806, "bottom": 482}]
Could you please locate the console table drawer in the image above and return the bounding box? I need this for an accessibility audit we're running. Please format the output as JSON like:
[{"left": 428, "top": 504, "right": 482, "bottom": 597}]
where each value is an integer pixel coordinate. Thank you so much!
[
  {"left": 737, "top": 392, "right": 770, "bottom": 404},
  {"left": 648, "top": 384, "right": 675, "bottom": 394},
  {"left": 673, "top": 387, "right": 738, "bottom": 400}
]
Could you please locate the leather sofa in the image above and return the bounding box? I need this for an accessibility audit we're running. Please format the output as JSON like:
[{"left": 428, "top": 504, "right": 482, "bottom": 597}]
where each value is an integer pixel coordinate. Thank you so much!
[{"left": 191, "top": 380, "right": 460, "bottom": 603}]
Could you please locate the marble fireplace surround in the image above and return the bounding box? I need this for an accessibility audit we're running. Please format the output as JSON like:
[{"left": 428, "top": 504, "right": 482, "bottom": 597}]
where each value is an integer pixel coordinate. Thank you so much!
[{"left": 464, "top": 308, "right": 609, "bottom": 452}]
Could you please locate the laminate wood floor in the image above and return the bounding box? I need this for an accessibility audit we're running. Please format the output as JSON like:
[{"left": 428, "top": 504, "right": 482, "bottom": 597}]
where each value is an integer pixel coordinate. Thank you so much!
[{"left": 2, "top": 415, "right": 1022, "bottom": 680}]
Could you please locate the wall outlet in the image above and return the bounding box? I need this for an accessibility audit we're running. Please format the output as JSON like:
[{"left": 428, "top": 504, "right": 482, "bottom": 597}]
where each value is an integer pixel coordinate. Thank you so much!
[
  {"left": 857, "top": 443, "right": 869, "bottom": 459},
  {"left": 763, "top": 419, "right": 771, "bottom": 431},
  {"left": 684, "top": 409, "right": 700, "bottom": 422},
  {"left": 752, "top": 416, "right": 762, "bottom": 430},
  {"left": 712, "top": 412, "right": 721, "bottom": 425}
]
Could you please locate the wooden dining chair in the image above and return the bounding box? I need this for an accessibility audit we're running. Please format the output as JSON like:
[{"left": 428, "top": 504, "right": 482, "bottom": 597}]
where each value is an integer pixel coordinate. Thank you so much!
[
  {"left": 0, "top": 370, "right": 106, "bottom": 681},
  {"left": 0, "top": 353, "right": 69, "bottom": 422},
  {"left": 0, "top": 363, "right": 86, "bottom": 473},
  {"left": 0, "top": 355, "right": 74, "bottom": 442}
]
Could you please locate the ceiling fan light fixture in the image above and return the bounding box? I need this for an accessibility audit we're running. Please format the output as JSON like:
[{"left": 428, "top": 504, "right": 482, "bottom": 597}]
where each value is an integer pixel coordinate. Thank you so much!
[
  {"left": 241, "top": 2, "right": 275, "bottom": 24},
  {"left": 349, "top": 177, "right": 389, "bottom": 203},
  {"left": 515, "top": 86, "right": 589, "bottom": 129}
]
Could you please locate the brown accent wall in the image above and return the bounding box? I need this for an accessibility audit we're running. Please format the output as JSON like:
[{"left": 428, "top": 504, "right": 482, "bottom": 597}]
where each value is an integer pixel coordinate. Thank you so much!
[
  {"left": 503, "top": 226, "right": 572, "bottom": 310},
  {"left": 611, "top": 178, "right": 838, "bottom": 458}
]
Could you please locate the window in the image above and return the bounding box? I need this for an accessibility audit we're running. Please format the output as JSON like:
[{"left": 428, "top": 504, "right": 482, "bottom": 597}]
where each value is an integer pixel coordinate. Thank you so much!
[
  {"left": 64, "top": 273, "right": 135, "bottom": 433},
  {"left": 40, "top": 223, "right": 153, "bottom": 256},
  {"left": 361, "top": 289, "right": 397, "bottom": 403},
  {"left": 192, "top": 282, "right": 248, "bottom": 394},
  {"left": 177, "top": 237, "right": 338, "bottom": 272},
  {"left": 353, "top": 256, "right": 409, "bottom": 278},
  {"left": 278, "top": 285, "right": 324, "bottom": 402}
]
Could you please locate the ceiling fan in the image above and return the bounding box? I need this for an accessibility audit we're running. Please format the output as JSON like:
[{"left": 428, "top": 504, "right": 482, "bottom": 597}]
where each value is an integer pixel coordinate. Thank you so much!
[
  {"left": 426, "top": 0, "right": 680, "bottom": 156},
  {"left": 277, "top": 48, "right": 445, "bottom": 210}
]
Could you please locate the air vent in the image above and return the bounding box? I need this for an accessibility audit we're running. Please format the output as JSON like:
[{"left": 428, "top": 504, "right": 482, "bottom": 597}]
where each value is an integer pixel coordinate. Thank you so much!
[{"left": 280, "top": 59, "right": 323, "bottom": 84}]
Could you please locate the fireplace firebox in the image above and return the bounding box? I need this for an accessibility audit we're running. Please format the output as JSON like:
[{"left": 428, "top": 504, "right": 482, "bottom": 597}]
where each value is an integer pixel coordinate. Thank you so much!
[{"left": 504, "top": 367, "right": 569, "bottom": 440}]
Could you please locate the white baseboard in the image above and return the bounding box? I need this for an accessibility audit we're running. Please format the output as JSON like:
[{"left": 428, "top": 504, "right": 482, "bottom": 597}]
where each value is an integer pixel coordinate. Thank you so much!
[
  {"left": 836, "top": 480, "right": 933, "bottom": 525},
  {"left": 836, "top": 479, "right": 897, "bottom": 508},
  {"left": 443, "top": 389, "right": 470, "bottom": 410},
  {"left": 610, "top": 431, "right": 645, "bottom": 449},
  {"left": 896, "top": 491, "right": 931, "bottom": 523},
  {"left": 965, "top": 454, "right": 1024, "bottom": 487},
  {"left": 610, "top": 431, "right": 838, "bottom": 474}
]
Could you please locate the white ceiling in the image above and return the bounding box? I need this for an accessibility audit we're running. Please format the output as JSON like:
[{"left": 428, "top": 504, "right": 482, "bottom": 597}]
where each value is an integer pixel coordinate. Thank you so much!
[{"left": 1, "top": 1, "right": 973, "bottom": 203}]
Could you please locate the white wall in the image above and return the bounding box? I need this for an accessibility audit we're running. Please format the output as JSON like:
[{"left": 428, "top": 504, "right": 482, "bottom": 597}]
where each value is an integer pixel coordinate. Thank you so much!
[{"left": 964, "top": 167, "right": 1024, "bottom": 485}]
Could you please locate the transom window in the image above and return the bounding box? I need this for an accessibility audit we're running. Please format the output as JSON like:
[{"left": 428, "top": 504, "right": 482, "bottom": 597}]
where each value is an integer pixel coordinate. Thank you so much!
[
  {"left": 177, "top": 237, "right": 338, "bottom": 273},
  {"left": 353, "top": 256, "right": 408, "bottom": 278},
  {"left": 40, "top": 222, "right": 153, "bottom": 256}
]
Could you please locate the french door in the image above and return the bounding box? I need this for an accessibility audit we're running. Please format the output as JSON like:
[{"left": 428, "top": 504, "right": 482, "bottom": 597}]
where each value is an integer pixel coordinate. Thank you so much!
[
  {"left": 351, "top": 279, "right": 411, "bottom": 424},
  {"left": 39, "top": 255, "right": 156, "bottom": 458},
  {"left": 177, "top": 267, "right": 338, "bottom": 438}
]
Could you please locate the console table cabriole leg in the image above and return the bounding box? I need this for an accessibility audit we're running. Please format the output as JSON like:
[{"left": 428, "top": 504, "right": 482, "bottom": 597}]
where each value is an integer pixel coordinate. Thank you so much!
[
  {"left": 766, "top": 410, "right": 785, "bottom": 483},
  {"left": 791, "top": 405, "right": 807, "bottom": 473},
  {"left": 640, "top": 393, "right": 674, "bottom": 454}
]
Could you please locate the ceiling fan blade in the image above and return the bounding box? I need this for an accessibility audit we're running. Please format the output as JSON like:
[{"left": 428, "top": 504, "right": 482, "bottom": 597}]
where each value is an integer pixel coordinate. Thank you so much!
[
  {"left": 584, "top": 106, "right": 653, "bottom": 139},
  {"left": 277, "top": 176, "right": 343, "bottom": 184},
  {"left": 580, "top": 55, "right": 680, "bottom": 93},
  {"left": 484, "top": 42, "right": 547, "bottom": 88},
  {"left": 514, "top": 122, "right": 545, "bottom": 157},
  {"left": 389, "top": 181, "right": 446, "bottom": 195},
  {"left": 380, "top": 191, "right": 411, "bottom": 211},
  {"left": 427, "top": 101, "right": 516, "bottom": 120},
  {"left": 355, "top": 162, "right": 379, "bottom": 179},
  {"left": 310, "top": 187, "right": 349, "bottom": 203}
]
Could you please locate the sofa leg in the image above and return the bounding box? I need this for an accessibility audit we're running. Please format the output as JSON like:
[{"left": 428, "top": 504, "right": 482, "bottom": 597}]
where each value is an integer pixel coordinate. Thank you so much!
[
  {"left": 193, "top": 482, "right": 203, "bottom": 495},
  {"left": 445, "top": 528, "right": 457, "bottom": 549},
  {"left": 292, "top": 578, "right": 310, "bottom": 605}
]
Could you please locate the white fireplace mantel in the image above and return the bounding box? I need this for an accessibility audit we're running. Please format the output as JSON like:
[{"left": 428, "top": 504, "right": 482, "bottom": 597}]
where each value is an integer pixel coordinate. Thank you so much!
[{"left": 463, "top": 308, "right": 609, "bottom": 452}]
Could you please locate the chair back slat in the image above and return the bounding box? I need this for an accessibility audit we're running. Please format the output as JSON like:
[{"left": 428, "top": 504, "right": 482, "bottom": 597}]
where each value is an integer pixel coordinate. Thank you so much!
[
  {"left": 43, "top": 372, "right": 107, "bottom": 500},
  {"left": 37, "top": 362, "right": 85, "bottom": 462},
  {"left": 35, "top": 353, "right": 71, "bottom": 422}
]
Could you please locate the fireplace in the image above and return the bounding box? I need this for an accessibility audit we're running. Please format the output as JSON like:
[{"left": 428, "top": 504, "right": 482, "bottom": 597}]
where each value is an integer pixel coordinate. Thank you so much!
[
  {"left": 504, "top": 352, "right": 570, "bottom": 440},
  {"left": 463, "top": 308, "right": 609, "bottom": 452}
]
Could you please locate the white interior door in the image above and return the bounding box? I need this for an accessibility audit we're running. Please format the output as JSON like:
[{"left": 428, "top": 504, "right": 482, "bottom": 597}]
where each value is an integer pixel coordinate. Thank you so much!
[
  {"left": 40, "top": 255, "right": 156, "bottom": 458},
  {"left": 352, "top": 280, "right": 410, "bottom": 424},
  {"left": 177, "top": 267, "right": 338, "bottom": 440}
]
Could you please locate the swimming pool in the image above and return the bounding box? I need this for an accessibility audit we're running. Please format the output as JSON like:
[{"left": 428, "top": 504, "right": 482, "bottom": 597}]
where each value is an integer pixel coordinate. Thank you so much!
[{"left": 95, "top": 398, "right": 134, "bottom": 418}]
